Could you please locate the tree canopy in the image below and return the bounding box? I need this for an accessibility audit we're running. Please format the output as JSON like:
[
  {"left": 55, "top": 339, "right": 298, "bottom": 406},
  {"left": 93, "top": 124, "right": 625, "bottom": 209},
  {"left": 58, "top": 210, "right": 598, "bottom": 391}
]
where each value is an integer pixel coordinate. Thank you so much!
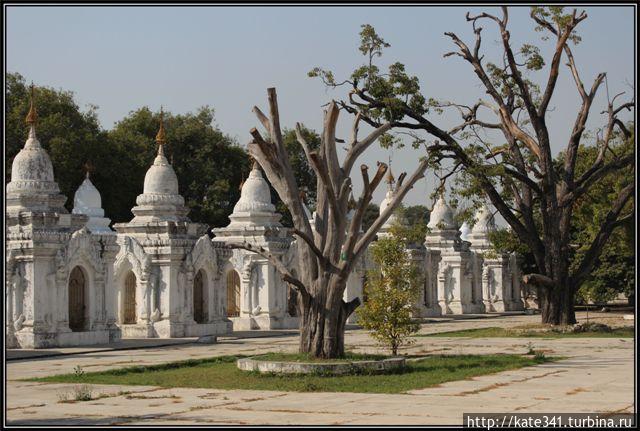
[{"left": 107, "top": 107, "right": 248, "bottom": 227}]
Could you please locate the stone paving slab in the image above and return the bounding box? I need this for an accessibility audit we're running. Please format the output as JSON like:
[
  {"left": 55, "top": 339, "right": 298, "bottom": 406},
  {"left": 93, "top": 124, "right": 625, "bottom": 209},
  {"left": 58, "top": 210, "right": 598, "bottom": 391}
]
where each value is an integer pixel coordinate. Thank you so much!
[{"left": 5, "top": 312, "right": 635, "bottom": 425}]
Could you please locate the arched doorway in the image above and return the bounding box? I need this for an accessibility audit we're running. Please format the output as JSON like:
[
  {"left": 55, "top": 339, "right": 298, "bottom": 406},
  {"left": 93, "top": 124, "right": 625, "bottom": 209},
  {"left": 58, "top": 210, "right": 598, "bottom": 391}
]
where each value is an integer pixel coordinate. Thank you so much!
[
  {"left": 68, "top": 266, "right": 86, "bottom": 332},
  {"left": 193, "top": 270, "right": 206, "bottom": 324},
  {"left": 226, "top": 270, "right": 240, "bottom": 317},
  {"left": 123, "top": 271, "right": 137, "bottom": 324}
]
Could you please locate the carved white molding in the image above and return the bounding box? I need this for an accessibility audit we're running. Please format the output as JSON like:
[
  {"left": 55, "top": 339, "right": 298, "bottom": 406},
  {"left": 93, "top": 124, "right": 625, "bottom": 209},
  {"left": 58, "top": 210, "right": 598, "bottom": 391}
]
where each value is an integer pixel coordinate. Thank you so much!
[{"left": 114, "top": 236, "right": 151, "bottom": 282}]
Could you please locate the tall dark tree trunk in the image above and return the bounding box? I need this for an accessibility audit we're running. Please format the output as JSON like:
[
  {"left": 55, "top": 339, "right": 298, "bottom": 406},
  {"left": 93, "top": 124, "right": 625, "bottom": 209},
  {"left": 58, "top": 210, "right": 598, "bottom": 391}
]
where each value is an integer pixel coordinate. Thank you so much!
[
  {"left": 298, "top": 278, "right": 356, "bottom": 358},
  {"left": 539, "top": 284, "right": 576, "bottom": 325}
]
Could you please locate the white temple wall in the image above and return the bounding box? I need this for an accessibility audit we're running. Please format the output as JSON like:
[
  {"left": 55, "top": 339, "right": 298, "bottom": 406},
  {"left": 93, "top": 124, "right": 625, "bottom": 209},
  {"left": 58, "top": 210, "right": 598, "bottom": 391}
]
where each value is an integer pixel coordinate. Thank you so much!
[{"left": 422, "top": 250, "right": 442, "bottom": 316}]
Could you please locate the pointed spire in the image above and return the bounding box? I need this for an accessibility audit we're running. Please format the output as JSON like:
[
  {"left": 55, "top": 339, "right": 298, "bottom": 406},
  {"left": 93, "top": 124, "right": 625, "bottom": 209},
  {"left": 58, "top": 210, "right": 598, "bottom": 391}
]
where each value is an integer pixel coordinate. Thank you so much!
[
  {"left": 25, "top": 83, "right": 39, "bottom": 141},
  {"left": 385, "top": 155, "right": 395, "bottom": 189},
  {"left": 25, "top": 83, "right": 38, "bottom": 126},
  {"left": 83, "top": 160, "right": 95, "bottom": 179},
  {"left": 155, "top": 106, "right": 166, "bottom": 156}
]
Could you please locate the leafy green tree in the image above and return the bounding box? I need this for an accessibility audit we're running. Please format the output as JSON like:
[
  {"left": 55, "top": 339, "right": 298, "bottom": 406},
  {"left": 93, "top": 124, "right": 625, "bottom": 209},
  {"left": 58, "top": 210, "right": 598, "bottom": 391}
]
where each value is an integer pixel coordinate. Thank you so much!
[
  {"left": 570, "top": 135, "right": 635, "bottom": 304},
  {"left": 309, "top": 8, "right": 634, "bottom": 325},
  {"left": 107, "top": 107, "right": 249, "bottom": 227},
  {"left": 362, "top": 203, "right": 380, "bottom": 232},
  {"left": 403, "top": 204, "right": 429, "bottom": 226},
  {"left": 398, "top": 205, "right": 430, "bottom": 244},
  {"left": 357, "top": 223, "right": 422, "bottom": 355},
  {"left": 488, "top": 134, "right": 635, "bottom": 305},
  {"left": 6, "top": 72, "right": 109, "bottom": 212}
]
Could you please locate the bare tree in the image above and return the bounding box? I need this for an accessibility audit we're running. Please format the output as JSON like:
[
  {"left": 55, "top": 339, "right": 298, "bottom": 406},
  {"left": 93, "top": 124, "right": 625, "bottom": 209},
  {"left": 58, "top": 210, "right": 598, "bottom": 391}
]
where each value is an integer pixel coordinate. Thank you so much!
[
  {"left": 325, "top": 8, "right": 634, "bottom": 325},
  {"left": 227, "top": 88, "right": 429, "bottom": 358}
]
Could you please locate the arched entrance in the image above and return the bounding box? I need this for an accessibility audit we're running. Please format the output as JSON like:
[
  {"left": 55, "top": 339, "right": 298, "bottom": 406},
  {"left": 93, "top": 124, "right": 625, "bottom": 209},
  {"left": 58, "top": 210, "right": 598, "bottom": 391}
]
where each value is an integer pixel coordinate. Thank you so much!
[
  {"left": 68, "top": 266, "right": 86, "bottom": 332},
  {"left": 193, "top": 270, "right": 206, "bottom": 323},
  {"left": 226, "top": 270, "right": 240, "bottom": 317},
  {"left": 123, "top": 271, "right": 137, "bottom": 324}
]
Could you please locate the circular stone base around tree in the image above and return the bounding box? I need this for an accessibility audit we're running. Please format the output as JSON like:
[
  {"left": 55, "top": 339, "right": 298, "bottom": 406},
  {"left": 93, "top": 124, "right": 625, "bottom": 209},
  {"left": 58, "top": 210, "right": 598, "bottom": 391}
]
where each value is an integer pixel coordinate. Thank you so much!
[{"left": 236, "top": 356, "right": 406, "bottom": 375}]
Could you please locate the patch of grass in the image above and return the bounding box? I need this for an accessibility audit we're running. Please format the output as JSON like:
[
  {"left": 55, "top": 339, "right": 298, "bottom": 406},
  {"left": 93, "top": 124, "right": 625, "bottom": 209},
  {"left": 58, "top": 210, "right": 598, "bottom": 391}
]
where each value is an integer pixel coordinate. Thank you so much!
[
  {"left": 418, "top": 326, "right": 635, "bottom": 338},
  {"left": 28, "top": 354, "right": 554, "bottom": 394},
  {"left": 254, "top": 351, "right": 388, "bottom": 363}
]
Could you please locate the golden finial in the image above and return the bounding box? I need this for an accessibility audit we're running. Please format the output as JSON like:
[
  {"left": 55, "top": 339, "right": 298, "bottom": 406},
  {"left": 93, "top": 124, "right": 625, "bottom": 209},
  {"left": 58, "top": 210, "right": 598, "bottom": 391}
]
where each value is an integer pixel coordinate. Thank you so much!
[
  {"left": 155, "top": 107, "right": 166, "bottom": 153},
  {"left": 25, "top": 83, "right": 38, "bottom": 126},
  {"left": 83, "top": 161, "right": 95, "bottom": 179},
  {"left": 385, "top": 155, "right": 395, "bottom": 185}
]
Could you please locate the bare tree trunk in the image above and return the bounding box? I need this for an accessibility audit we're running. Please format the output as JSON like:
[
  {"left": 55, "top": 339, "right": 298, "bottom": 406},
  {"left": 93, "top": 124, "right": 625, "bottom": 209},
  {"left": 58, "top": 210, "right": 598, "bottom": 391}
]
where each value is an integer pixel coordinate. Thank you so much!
[{"left": 298, "top": 279, "right": 354, "bottom": 358}]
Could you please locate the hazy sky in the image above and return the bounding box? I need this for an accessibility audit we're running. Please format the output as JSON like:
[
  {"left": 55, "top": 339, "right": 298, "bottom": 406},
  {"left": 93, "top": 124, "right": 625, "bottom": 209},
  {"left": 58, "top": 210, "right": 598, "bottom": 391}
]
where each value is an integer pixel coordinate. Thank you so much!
[{"left": 6, "top": 5, "right": 635, "bottom": 212}]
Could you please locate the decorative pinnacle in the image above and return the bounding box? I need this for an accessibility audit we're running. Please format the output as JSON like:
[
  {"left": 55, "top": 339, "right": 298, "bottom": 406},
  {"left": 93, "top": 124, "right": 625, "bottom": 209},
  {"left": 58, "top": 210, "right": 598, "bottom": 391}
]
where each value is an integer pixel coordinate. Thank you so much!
[
  {"left": 83, "top": 161, "right": 95, "bottom": 179},
  {"left": 155, "top": 106, "right": 166, "bottom": 155},
  {"left": 25, "top": 83, "right": 38, "bottom": 126},
  {"left": 385, "top": 155, "right": 395, "bottom": 186}
]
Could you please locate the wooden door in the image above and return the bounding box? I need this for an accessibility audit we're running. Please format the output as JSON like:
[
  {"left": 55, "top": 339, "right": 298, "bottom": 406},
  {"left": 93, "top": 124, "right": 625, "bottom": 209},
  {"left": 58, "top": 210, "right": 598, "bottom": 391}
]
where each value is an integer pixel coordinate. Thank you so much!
[
  {"left": 68, "top": 267, "right": 86, "bottom": 332},
  {"left": 123, "top": 271, "right": 137, "bottom": 324},
  {"left": 193, "top": 270, "right": 205, "bottom": 323},
  {"left": 226, "top": 271, "right": 240, "bottom": 317}
]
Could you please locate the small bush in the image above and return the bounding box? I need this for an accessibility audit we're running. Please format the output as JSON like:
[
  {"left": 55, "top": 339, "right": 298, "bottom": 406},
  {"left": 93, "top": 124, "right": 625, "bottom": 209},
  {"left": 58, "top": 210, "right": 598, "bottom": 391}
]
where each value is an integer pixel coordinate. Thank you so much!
[{"left": 357, "top": 226, "right": 422, "bottom": 356}]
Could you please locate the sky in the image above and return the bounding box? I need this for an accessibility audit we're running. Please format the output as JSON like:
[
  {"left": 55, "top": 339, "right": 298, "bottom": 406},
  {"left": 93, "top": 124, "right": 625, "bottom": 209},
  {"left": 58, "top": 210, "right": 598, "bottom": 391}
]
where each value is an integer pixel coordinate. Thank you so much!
[{"left": 5, "top": 5, "right": 635, "bottom": 214}]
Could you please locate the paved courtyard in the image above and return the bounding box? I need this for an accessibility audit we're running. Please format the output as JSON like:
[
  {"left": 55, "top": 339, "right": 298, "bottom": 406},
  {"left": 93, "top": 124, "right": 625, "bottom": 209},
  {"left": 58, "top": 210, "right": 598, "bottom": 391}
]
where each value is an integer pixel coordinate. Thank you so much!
[{"left": 5, "top": 312, "right": 635, "bottom": 426}]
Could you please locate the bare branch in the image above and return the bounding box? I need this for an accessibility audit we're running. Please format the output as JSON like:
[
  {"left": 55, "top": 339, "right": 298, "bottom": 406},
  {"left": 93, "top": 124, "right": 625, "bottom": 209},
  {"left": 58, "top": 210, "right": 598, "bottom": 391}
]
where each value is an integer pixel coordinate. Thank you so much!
[
  {"left": 252, "top": 106, "right": 271, "bottom": 135},
  {"left": 292, "top": 228, "right": 337, "bottom": 272},
  {"left": 224, "top": 242, "right": 308, "bottom": 296},
  {"left": 353, "top": 158, "right": 429, "bottom": 260},
  {"left": 343, "top": 122, "right": 392, "bottom": 177}
]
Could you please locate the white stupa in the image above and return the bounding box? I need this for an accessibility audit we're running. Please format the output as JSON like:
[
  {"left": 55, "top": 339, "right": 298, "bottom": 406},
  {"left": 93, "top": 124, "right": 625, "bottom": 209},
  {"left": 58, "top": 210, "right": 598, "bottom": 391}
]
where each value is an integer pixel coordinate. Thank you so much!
[
  {"left": 468, "top": 203, "right": 496, "bottom": 248},
  {"left": 226, "top": 160, "right": 282, "bottom": 228},
  {"left": 6, "top": 87, "right": 68, "bottom": 215},
  {"left": 72, "top": 168, "right": 113, "bottom": 234},
  {"left": 427, "top": 195, "right": 456, "bottom": 231},
  {"left": 378, "top": 166, "right": 403, "bottom": 238},
  {"left": 130, "top": 109, "right": 189, "bottom": 223}
]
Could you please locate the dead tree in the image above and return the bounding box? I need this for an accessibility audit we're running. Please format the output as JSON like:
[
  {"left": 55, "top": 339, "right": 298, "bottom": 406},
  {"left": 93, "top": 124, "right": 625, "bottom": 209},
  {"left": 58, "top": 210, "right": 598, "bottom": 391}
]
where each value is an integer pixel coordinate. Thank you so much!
[{"left": 227, "top": 88, "right": 429, "bottom": 358}]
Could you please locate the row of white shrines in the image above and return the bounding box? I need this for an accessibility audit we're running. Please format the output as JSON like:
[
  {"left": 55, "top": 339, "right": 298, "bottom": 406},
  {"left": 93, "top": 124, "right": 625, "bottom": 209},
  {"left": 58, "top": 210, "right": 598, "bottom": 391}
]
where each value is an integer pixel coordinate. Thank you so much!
[{"left": 6, "top": 108, "right": 527, "bottom": 349}]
